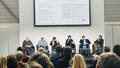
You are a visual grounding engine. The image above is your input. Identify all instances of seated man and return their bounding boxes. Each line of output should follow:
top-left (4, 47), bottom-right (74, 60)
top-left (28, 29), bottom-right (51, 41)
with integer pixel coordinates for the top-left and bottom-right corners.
top-left (80, 36), bottom-right (91, 49)
top-left (22, 37), bottom-right (35, 55)
top-left (79, 36), bottom-right (91, 56)
top-left (37, 37), bottom-right (48, 50)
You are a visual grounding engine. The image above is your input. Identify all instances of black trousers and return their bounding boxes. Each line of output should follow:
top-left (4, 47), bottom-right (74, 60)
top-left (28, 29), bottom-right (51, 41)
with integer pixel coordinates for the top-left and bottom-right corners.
top-left (25, 46), bottom-right (35, 55)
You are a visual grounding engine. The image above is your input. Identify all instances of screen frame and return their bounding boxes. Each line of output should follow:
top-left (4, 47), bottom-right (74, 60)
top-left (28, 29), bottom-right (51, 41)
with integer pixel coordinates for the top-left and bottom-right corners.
top-left (33, 0), bottom-right (91, 27)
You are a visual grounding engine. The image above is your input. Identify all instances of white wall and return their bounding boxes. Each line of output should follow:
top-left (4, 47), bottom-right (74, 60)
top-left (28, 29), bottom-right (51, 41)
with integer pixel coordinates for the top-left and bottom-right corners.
top-left (105, 24), bottom-right (120, 51)
top-left (105, 25), bottom-right (113, 50)
top-left (19, 0), bottom-right (104, 53)
top-left (0, 24), bottom-right (19, 56)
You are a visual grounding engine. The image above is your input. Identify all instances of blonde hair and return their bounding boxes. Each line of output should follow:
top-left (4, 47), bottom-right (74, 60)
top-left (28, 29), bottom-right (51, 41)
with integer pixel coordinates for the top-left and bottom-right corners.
top-left (0, 55), bottom-right (7, 68)
top-left (49, 62), bottom-right (54, 68)
top-left (72, 54), bottom-right (86, 68)
top-left (29, 61), bottom-right (43, 68)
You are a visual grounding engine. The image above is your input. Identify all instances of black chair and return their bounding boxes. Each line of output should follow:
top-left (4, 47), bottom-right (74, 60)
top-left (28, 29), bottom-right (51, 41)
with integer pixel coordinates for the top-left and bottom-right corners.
top-left (79, 45), bottom-right (91, 56)
top-left (36, 45), bottom-right (39, 50)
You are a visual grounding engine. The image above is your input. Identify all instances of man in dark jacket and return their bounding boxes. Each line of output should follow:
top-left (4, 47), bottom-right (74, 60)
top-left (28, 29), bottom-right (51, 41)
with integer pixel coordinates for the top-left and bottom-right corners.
top-left (65, 35), bottom-right (75, 49)
top-left (80, 35), bottom-right (91, 48)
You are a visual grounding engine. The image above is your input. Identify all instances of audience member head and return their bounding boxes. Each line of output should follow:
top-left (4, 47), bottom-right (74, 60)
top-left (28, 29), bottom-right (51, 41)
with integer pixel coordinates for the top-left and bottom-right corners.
top-left (16, 51), bottom-right (23, 61)
top-left (29, 61), bottom-right (43, 68)
top-left (23, 48), bottom-right (26, 53)
top-left (104, 46), bottom-right (111, 52)
top-left (113, 44), bottom-right (120, 57)
top-left (38, 48), bottom-right (49, 56)
top-left (7, 54), bottom-right (17, 68)
top-left (72, 54), bottom-right (86, 68)
top-left (38, 47), bottom-right (46, 52)
top-left (68, 35), bottom-right (71, 40)
top-left (98, 35), bottom-right (102, 39)
top-left (17, 46), bottom-right (23, 52)
top-left (40, 45), bottom-right (45, 49)
top-left (97, 53), bottom-right (120, 68)
top-left (63, 46), bottom-right (72, 59)
top-left (0, 55), bottom-right (7, 68)
top-left (56, 45), bottom-right (62, 53)
top-left (31, 52), bottom-right (53, 68)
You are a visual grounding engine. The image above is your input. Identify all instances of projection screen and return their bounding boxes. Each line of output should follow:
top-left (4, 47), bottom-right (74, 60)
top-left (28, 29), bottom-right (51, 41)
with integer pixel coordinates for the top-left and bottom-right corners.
top-left (34, 0), bottom-right (91, 26)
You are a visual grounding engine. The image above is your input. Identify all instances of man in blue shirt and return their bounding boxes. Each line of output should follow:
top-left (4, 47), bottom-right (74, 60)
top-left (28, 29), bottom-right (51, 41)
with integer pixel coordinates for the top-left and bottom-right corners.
top-left (37, 37), bottom-right (48, 50)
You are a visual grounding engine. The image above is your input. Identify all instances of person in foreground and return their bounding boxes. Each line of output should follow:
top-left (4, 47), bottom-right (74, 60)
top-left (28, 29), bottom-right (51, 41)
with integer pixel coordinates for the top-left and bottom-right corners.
top-left (16, 51), bottom-right (29, 68)
top-left (0, 54), bottom-right (7, 68)
top-left (97, 53), bottom-right (120, 68)
top-left (56, 46), bottom-right (72, 68)
top-left (50, 45), bottom-right (62, 67)
top-left (71, 54), bottom-right (86, 68)
top-left (7, 54), bottom-right (17, 68)
top-left (30, 52), bottom-right (54, 68)
top-left (113, 44), bottom-right (120, 57)
top-left (29, 61), bottom-right (43, 68)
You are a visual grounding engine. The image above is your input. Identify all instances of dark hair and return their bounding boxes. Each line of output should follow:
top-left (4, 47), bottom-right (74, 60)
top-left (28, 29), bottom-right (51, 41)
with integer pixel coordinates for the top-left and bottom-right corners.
top-left (63, 46), bottom-right (72, 59)
top-left (16, 52), bottom-right (23, 61)
top-left (41, 37), bottom-right (44, 40)
top-left (82, 35), bottom-right (85, 38)
top-left (53, 37), bottom-right (56, 40)
top-left (31, 52), bottom-right (51, 68)
top-left (17, 47), bottom-right (23, 52)
top-left (56, 45), bottom-right (62, 53)
top-left (99, 35), bottom-right (102, 38)
top-left (7, 54), bottom-right (17, 68)
top-left (22, 57), bottom-right (29, 63)
top-left (104, 46), bottom-right (111, 52)
top-left (68, 35), bottom-right (71, 38)
top-left (113, 44), bottom-right (120, 57)
top-left (97, 53), bottom-right (120, 68)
